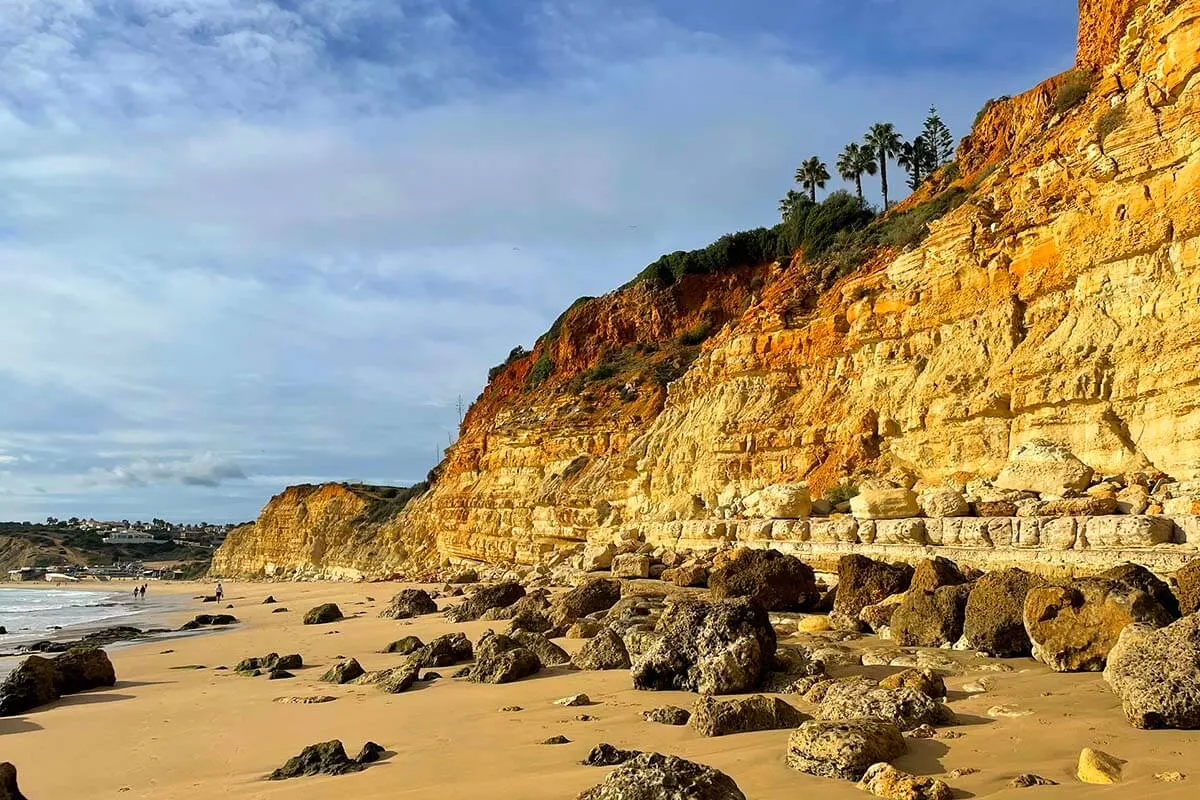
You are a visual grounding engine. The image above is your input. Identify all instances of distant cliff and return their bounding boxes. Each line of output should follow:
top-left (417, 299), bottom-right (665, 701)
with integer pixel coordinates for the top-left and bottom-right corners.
top-left (214, 0), bottom-right (1200, 579)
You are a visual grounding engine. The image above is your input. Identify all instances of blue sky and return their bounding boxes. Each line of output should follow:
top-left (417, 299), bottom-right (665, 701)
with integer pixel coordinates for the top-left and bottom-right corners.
top-left (0, 0), bottom-right (1077, 523)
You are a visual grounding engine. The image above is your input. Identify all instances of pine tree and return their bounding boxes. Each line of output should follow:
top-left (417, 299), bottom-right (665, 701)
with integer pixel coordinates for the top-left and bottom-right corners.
top-left (922, 106), bottom-right (955, 167)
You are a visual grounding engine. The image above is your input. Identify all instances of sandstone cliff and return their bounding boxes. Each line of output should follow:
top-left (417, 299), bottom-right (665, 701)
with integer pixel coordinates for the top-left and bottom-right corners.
top-left (214, 0), bottom-right (1200, 579)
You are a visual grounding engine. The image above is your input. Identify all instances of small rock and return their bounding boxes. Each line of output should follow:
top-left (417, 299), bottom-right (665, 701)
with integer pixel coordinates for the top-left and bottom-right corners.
top-left (575, 714), bottom-right (596, 721)
top-left (354, 742), bottom-right (384, 764)
top-left (555, 693), bottom-right (591, 707)
top-left (962, 681), bottom-right (988, 694)
top-left (262, 596), bottom-right (277, 604)
top-left (857, 763), bottom-right (953, 800)
top-left (907, 724), bottom-right (936, 739)
top-left (947, 767), bottom-right (978, 779)
top-left (272, 608), bottom-right (289, 613)
top-left (1077, 747), bottom-right (1123, 784)
top-left (581, 743), bottom-right (640, 767)
top-left (643, 706), bottom-right (690, 725)
top-left (542, 735), bottom-right (571, 745)
top-left (267, 669), bottom-right (294, 680)
top-left (1010, 773), bottom-right (1056, 787)
top-left (501, 706), bottom-right (523, 712)
top-left (274, 696), bottom-right (337, 704)
top-left (1156, 771), bottom-right (1185, 782)
top-left (986, 705), bottom-right (1032, 718)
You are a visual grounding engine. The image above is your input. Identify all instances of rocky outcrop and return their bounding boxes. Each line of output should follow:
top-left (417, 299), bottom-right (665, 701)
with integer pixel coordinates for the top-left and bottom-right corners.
top-left (213, 1), bottom-right (1200, 582)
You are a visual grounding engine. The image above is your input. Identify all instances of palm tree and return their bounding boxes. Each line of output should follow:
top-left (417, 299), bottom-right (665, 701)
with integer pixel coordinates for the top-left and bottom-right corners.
top-left (778, 189), bottom-right (807, 221)
top-left (898, 135), bottom-right (934, 191)
top-left (795, 156), bottom-right (831, 202)
top-left (836, 142), bottom-right (878, 201)
top-left (863, 122), bottom-right (904, 209)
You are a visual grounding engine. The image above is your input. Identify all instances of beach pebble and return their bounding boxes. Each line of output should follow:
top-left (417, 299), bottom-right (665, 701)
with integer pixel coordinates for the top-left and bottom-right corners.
top-left (581, 744), bottom-right (641, 767)
top-left (555, 693), bottom-right (591, 707)
top-left (1010, 774), bottom-right (1057, 787)
top-left (274, 696), bottom-right (337, 704)
top-left (986, 705), bottom-right (1032, 718)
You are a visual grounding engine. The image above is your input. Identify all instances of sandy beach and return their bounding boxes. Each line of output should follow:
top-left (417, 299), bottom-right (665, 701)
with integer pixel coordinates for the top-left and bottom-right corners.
top-left (0, 579), bottom-right (1195, 799)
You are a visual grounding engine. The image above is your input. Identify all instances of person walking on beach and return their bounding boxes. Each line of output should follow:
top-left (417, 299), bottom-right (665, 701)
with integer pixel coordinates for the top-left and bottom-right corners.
top-left (140, 584), bottom-right (147, 599)
top-left (215, 582), bottom-right (224, 603)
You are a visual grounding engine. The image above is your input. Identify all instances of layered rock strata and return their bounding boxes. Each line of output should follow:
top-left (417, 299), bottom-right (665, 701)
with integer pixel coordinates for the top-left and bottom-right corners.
top-left (214, 1), bottom-right (1200, 580)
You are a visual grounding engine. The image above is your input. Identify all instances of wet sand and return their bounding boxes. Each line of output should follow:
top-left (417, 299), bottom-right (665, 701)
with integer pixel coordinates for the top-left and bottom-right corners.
top-left (2, 580), bottom-right (1197, 799)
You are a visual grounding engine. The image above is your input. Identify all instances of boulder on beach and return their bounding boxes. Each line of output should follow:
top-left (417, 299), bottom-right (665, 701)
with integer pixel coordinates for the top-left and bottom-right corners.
top-left (268, 740), bottom-right (378, 780)
top-left (786, 719), bottom-right (906, 781)
top-left (708, 548), bottom-right (819, 611)
top-left (510, 630), bottom-right (570, 667)
top-left (878, 668), bottom-right (946, 699)
top-left (444, 582), bottom-right (526, 623)
top-left (320, 659), bottom-right (365, 685)
top-left (815, 679), bottom-right (953, 731)
top-left (1173, 560), bottom-right (1200, 616)
top-left (383, 636), bottom-right (425, 655)
top-left (0, 763), bottom-right (27, 800)
top-left (890, 585), bottom-right (971, 648)
top-left (632, 596), bottom-right (776, 695)
top-left (0, 656), bottom-right (59, 717)
top-left (47, 647), bottom-right (116, 695)
top-left (830, 555), bottom-right (913, 631)
top-left (643, 706), bottom-right (691, 725)
top-left (689, 695), bottom-right (806, 737)
top-left (571, 627), bottom-right (631, 671)
top-left (577, 752), bottom-right (746, 800)
top-left (303, 604), bottom-right (344, 625)
top-left (459, 631), bottom-right (542, 684)
top-left (1104, 615), bottom-right (1200, 729)
top-left (1024, 577), bottom-right (1174, 672)
top-left (963, 568), bottom-right (1043, 657)
top-left (0, 647), bottom-right (117, 717)
top-left (416, 633), bottom-right (473, 667)
top-left (550, 578), bottom-right (621, 627)
top-left (379, 590), bottom-right (438, 620)
top-left (858, 763), bottom-right (953, 800)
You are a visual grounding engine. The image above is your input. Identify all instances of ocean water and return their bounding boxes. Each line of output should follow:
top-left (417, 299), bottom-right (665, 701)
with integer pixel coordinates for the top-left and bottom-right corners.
top-left (0, 587), bottom-right (147, 639)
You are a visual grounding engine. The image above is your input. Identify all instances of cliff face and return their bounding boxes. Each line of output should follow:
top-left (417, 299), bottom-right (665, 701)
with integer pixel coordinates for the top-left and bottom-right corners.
top-left (214, 0), bottom-right (1200, 579)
